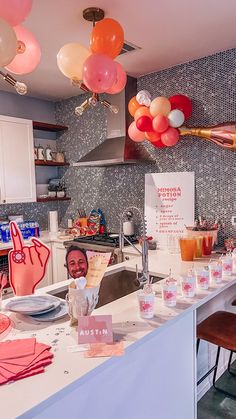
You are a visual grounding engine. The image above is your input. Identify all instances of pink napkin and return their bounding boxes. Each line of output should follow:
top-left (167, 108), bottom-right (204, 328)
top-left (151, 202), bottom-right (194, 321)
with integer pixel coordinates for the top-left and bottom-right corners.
top-left (0, 339), bottom-right (53, 385)
top-left (0, 338), bottom-right (36, 361)
top-left (1, 343), bottom-right (50, 366)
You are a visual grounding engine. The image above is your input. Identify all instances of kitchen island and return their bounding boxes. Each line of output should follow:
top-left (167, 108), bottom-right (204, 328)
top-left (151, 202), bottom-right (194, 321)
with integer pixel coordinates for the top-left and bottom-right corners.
top-left (0, 251), bottom-right (236, 419)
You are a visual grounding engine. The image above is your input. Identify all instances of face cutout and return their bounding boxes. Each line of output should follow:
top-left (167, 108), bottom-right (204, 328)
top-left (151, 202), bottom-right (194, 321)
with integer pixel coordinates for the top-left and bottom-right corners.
top-left (67, 250), bottom-right (88, 279)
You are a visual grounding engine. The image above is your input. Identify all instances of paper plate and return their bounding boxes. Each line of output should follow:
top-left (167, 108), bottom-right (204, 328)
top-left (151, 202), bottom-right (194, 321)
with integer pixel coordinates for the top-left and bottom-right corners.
top-left (5, 295), bottom-right (61, 315)
top-left (29, 302), bottom-right (68, 322)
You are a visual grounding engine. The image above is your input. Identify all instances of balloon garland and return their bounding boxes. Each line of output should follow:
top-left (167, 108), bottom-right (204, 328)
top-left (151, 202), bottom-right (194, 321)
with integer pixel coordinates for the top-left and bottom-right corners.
top-left (128, 91), bottom-right (192, 148)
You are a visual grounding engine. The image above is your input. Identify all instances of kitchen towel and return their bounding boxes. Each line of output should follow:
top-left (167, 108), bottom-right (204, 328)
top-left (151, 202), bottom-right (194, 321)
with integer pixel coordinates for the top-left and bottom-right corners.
top-left (48, 210), bottom-right (58, 233)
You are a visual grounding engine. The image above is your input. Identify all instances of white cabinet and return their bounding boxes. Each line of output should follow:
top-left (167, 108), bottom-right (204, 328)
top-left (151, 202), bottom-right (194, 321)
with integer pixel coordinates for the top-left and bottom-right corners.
top-left (0, 115), bottom-right (36, 204)
top-left (51, 242), bottom-right (68, 283)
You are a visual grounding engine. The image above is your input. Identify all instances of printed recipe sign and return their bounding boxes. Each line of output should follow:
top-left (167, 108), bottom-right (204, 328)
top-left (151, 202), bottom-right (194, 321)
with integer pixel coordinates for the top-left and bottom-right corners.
top-left (78, 315), bottom-right (113, 344)
top-left (145, 172), bottom-right (195, 250)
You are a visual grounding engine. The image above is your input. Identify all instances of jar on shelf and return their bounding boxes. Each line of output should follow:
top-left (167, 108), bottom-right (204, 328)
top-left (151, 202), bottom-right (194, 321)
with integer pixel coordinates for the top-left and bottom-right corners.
top-left (37, 144), bottom-right (45, 161)
top-left (45, 145), bottom-right (53, 161)
top-left (34, 145), bottom-right (38, 160)
top-left (56, 152), bottom-right (65, 163)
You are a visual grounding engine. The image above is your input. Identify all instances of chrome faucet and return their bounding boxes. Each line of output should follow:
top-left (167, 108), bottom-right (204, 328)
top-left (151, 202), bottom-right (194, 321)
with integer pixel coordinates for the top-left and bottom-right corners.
top-left (119, 206), bottom-right (150, 287)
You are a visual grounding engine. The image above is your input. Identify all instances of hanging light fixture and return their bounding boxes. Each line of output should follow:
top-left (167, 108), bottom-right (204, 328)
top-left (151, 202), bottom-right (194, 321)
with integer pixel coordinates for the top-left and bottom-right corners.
top-left (57, 7), bottom-right (127, 117)
top-left (0, 0), bottom-right (41, 95)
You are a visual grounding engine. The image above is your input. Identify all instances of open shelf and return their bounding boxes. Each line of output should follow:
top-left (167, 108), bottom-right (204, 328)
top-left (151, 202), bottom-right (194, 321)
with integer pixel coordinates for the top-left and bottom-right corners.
top-left (37, 196), bottom-right (71, 203)
top-left (35, 160), bottom-right (69, 167)
top-left (33, 121), bottom-right (68, 132)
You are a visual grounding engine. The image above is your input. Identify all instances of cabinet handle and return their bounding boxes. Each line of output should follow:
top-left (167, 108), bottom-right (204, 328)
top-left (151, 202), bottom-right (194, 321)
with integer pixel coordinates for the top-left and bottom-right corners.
top-left (3, 199), bottom-right (6, 203)
top-left (125, 256), bottom-right (130, 260)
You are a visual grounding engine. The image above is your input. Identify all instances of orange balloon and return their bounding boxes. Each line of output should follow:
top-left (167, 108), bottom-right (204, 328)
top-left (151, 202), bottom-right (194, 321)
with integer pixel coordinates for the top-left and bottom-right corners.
top-left (90, 18), bottom-right (124, 59)
top-left (134, 106), bottom-right (152, 121)
top-left (145, 131), bottom-right (161, 142)
top-left (128, 96), bottom-right (141, 117)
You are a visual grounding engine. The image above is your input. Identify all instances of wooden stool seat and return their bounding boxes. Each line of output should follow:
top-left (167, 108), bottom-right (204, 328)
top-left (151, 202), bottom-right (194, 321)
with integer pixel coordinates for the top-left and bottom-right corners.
top-left (197, 310), bottom-right (236, 399)
top-left (197, 311), bottom-right (236, 351)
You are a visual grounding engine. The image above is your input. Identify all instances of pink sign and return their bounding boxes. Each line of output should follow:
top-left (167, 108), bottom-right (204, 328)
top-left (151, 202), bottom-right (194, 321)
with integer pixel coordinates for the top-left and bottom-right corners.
top-left (78, 315), bottom-right (113, 344)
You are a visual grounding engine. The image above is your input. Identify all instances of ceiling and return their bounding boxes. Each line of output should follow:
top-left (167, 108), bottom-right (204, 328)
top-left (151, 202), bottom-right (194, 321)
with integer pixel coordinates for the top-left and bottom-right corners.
top-left (1, 0), bottom-right (236, 101)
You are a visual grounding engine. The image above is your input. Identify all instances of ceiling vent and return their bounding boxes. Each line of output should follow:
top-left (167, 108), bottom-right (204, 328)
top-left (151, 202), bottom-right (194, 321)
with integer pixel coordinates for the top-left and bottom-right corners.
top-left (119, 41), bottom-right (141, 55)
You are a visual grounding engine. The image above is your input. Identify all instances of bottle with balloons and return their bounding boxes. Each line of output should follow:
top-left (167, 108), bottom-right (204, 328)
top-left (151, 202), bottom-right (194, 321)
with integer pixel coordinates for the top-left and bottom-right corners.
top-left (128, 91), bottom-right (192, 148)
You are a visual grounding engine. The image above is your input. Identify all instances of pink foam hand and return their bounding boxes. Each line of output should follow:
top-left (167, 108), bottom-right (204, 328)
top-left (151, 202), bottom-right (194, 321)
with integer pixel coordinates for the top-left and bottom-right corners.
top-left (9, 222), bottom-right (50, 296)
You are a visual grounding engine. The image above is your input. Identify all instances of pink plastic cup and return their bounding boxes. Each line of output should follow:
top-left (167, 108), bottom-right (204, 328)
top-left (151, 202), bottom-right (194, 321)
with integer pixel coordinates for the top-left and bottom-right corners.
top-left (195, 267), bottom-right (209, 290)
top-left (221, 255), bottom-right (233, 277)
top-left (162, 281), bottom-right (177, 307)
top-left (137, 291), bottom-right (155, 319)
top-left (209, 262), bottom-right (222, 284)
top-left (181, 275), bottom-right (195, 298)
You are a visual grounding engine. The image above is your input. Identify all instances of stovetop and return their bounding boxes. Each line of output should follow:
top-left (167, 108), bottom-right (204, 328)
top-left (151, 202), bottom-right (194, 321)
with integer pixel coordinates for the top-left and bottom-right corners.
top-left (72, 233), bottom-right (138, 248)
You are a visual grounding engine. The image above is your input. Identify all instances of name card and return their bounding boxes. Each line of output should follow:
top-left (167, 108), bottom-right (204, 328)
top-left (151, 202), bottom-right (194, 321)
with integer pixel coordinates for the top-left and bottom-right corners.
top-left (78, 315), bottom-right (113, 344)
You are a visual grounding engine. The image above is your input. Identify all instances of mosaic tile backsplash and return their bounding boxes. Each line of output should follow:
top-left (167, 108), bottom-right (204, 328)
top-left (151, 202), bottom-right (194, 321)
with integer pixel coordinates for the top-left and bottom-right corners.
top-left (1, 49), bottom-right (235, 243)
top-left (56, 48), bottom-right (236, 244)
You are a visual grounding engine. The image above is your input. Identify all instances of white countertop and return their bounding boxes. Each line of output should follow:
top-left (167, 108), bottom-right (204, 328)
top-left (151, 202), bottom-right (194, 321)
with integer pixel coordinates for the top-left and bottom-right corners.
top-left (0, 251), bottom-right (236, 418)
top-left (0, 230), bottom-right (70, 251)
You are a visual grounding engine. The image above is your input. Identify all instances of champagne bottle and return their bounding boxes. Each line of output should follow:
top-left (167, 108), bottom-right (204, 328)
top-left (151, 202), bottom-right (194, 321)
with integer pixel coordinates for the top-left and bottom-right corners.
top-left (179, 123), bottom-right (236, 150)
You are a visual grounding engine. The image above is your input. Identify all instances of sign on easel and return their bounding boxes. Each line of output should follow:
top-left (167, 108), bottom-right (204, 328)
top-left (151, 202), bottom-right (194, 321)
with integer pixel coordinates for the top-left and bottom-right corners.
top-left (145, 172), bottom-right (195, 250)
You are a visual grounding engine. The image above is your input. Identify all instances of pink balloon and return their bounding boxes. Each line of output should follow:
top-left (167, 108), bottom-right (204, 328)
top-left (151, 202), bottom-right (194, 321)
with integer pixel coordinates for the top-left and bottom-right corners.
top-left (5, 25), bottom-right (41, 75)
top-left (152, 115), bottom-right (169, 133)
top-left (0, 0), bottom-right (32, 26)
top-left (128, 121), bottom-right (145, 142)
top-left (106, 62), bottom-right (127, 94)
top-left (83, 53), bottom-right (117, 93)
top-left (161, 127), bottom-right (179, 147)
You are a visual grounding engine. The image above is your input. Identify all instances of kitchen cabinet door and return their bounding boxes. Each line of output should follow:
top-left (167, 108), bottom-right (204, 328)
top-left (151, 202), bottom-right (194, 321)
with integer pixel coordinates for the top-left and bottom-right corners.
top-left (0, 115), bottom-right (36, 204)
top-left (52, 243), bottom-right (68, 283)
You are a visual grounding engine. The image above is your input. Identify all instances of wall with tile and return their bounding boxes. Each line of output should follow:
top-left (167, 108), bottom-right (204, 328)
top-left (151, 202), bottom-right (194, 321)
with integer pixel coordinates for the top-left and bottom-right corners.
top-left (0, 92), bottom-right (58, 229)
top-left (56, 48), bottom-right (236, 243)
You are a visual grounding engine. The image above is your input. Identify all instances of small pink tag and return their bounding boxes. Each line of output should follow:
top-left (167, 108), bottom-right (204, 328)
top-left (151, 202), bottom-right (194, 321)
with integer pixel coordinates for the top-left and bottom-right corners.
top-left (78, 315), bottom-right (113, 344)
top-left (84, 342), bottom-right (124, 358)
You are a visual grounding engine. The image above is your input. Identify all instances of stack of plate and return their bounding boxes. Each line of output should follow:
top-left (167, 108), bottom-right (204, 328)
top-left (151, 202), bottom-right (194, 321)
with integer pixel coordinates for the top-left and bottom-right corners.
top-left (5, 295), bottom-right (68, 322)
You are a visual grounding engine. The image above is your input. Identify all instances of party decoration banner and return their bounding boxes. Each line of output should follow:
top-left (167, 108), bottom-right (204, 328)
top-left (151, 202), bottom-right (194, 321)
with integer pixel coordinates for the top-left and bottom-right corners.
top-left (145, 172), bottom-right (195, 250)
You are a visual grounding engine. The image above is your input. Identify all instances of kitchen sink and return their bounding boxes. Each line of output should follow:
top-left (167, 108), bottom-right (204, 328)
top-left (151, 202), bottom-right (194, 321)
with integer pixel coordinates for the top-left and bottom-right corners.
top-left (47, 269), bottom-right (163, 308)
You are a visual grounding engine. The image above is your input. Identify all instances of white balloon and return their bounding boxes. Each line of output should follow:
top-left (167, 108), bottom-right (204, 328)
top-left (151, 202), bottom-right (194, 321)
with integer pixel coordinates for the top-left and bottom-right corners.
top-left (136, 89), bottom-right (151, 106)
top-left (168, 109), bottom-right (185, 128)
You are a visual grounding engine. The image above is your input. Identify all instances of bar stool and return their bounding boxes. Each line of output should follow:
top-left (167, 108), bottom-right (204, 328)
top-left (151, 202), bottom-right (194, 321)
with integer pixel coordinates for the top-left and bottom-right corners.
top-left (197, 311), bottom-right (236, 399)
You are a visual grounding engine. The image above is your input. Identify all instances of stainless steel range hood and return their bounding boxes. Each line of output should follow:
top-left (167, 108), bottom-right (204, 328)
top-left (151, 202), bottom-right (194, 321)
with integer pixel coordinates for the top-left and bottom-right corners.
top-left (73, 76), bottom-right (152, 167)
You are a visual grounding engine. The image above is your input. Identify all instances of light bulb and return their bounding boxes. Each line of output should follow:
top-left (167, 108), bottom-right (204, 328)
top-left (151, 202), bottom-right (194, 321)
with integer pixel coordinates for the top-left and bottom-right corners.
top-left (109, 104), bottom-right (119, 114)
top-left (75, 106), bottom-right (84, 116)
top-left (101, 100), bottom-right (119, 114)
top-left (74, 99), bottom-right (91, 116)
top-left (15, 81), bottom-right (27, 95)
